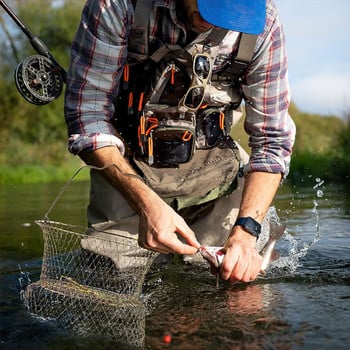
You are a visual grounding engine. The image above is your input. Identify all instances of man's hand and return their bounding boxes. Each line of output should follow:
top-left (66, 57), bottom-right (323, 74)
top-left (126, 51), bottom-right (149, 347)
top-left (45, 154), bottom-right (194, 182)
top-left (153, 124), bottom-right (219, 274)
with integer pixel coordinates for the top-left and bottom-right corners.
top-left (138, 193), bottom-right (200, 255)
top-left (220, 227), bottom-right (262, 283)
top-left (81, 146), bottom-right (200, 256)
top-left (218, 171), bottom-right (282, 283)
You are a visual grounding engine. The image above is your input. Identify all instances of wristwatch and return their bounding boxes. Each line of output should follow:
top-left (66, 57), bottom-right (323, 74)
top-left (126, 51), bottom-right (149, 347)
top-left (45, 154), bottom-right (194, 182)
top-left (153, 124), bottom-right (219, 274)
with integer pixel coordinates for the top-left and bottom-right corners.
top-left (234, 216), bottom-right (261, 240)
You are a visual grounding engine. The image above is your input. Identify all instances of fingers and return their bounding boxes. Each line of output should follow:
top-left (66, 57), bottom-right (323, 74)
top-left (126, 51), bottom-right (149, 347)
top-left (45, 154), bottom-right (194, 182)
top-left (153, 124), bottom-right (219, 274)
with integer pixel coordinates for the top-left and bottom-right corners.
top-left (220, 244), bottom-right (262, 283)
top-left (139, 230), bottom-right (199, 255)
top-left (138, 239), bottom-right (171, 255)
top-left (138, 206), bottom-right (200, 255)
top-left (138, 217), bottom-right (199, 255)
top-left (175, 218), bottom-right (201, 249)
top-left (162, 236), bottom-right (199, 255)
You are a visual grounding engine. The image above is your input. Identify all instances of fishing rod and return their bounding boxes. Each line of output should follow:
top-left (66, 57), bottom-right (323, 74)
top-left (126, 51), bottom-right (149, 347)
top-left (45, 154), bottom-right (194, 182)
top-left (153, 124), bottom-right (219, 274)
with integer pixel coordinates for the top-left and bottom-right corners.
top-left (0, 0), bottom-right (66, 105)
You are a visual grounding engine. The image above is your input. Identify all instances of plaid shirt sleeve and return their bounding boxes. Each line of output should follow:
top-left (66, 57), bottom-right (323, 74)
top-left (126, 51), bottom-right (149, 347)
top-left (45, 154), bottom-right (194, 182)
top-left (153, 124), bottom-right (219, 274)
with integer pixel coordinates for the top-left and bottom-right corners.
top-left (64, 0), bottom-right (133, 155)
top-left (241, 0), bottom-right (296, 177)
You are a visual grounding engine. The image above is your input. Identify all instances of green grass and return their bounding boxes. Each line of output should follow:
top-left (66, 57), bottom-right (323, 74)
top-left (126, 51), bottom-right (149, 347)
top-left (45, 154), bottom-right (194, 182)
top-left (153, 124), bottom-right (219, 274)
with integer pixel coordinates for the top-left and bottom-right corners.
top-left (0, 159), bottom-right (89, 185)
top-left (287, 152), bottom-right (350, 186)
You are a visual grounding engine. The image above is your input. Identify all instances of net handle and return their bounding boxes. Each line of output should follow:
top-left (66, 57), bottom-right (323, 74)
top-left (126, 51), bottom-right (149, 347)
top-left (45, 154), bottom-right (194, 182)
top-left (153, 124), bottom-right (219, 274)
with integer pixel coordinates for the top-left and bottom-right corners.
top-left (43, 163), bottom-right (143, 220)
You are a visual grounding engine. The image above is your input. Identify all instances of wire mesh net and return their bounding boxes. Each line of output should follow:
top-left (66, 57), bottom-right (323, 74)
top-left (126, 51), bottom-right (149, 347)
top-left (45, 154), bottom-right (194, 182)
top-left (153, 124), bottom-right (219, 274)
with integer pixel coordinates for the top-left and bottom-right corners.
top-left (23, 167), bottom-right (159, 349)
top-left (24, 220), bottom-right (157, 348)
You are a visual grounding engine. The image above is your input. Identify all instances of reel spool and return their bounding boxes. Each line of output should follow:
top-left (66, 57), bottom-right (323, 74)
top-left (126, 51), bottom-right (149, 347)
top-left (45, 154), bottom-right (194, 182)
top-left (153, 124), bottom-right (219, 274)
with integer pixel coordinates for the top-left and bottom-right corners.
top-left (14, 54), bottom-right (64, 105)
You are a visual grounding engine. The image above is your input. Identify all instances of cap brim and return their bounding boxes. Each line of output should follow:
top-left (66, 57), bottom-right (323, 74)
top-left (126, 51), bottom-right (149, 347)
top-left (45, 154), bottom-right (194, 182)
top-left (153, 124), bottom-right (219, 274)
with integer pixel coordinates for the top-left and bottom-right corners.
top-left (197, 0), bottom-right (266, 35)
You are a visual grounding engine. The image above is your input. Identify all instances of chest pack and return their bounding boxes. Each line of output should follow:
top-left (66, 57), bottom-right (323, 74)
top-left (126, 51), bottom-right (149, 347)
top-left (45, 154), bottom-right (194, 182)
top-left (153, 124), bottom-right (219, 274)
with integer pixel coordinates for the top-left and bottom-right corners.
top-left (113, 0), bottom-right (257, 210)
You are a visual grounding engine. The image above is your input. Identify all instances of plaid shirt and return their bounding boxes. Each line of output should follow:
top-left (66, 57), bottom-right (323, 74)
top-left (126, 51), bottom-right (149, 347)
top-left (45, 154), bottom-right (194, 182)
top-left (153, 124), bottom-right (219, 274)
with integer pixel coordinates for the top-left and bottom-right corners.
top-left (65, 0), bottom-right (295, 176)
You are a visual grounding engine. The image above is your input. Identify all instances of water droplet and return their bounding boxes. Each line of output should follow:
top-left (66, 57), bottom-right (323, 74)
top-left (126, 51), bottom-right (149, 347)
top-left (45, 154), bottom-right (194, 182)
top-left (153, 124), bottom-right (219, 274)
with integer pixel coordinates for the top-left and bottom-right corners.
top-left (316, 190), bottom-right (324, 198)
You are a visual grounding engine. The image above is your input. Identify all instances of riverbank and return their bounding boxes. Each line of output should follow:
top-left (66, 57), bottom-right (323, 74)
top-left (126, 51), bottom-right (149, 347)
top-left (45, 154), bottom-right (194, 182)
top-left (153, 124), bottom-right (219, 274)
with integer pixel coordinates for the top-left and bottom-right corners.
top-left (1, 151), bottom-right (349, 186)
top-left (0, 158), bottom-right (89, 185)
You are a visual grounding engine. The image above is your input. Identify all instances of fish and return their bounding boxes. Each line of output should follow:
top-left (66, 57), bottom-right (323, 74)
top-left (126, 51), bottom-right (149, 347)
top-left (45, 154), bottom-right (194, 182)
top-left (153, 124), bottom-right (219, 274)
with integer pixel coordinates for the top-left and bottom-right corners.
top-left (199, 246), bottom-right (225, 268)
top-left (259, 223), bottom-right (286, 273)
top-left (199, 223), bottom-right (286, 275)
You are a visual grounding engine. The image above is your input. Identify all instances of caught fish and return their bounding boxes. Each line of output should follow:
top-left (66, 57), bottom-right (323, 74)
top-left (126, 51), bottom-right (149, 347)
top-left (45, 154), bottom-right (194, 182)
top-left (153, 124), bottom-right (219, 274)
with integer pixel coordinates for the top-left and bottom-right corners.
top-left (199, 223), bottom-right (286, 275)
top-left (259, 223), bottom-right (286, 274)
top-left (199, 246), bottom-right (225, 268)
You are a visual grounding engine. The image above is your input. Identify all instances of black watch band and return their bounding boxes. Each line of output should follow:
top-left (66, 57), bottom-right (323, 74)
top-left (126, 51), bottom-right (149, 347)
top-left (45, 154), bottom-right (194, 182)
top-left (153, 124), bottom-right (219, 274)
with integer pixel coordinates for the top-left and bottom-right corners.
top-left (234, 216), bottom-right (261, 240)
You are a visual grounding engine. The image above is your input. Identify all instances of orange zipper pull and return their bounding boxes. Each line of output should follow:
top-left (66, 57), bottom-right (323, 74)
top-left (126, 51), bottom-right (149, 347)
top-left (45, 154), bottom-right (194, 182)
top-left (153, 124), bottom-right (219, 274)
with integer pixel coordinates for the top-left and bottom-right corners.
top-left (182, 130), bottom-right (193, 142)
top-left (123, 63), bottom-right (129, 90)
top-left (219, 111), bottom-right (225, 132)
top-left (148, 134), bottom-right (154, 165)
top-left (138, 115), bottom-right (146, 154)
top-left (170, 64), bottom-right (175, 93)
top-left (140, 114), bottom-right (146, 141)
top-left (138, 92), bottom-right (145, 113)
top-left (127, 92), bottom-right (133, 115)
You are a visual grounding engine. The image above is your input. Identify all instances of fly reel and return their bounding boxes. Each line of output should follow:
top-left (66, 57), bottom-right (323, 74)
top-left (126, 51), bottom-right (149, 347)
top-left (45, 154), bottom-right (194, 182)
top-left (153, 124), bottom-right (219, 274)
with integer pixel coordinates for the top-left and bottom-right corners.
top-left (14, 55), bottom-right (64, 105)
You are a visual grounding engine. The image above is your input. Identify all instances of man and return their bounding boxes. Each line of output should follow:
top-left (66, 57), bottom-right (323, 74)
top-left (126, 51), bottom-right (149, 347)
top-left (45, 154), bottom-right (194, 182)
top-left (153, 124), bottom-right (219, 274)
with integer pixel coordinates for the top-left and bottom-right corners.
top-left (64, 0), bottom-right (296, 283)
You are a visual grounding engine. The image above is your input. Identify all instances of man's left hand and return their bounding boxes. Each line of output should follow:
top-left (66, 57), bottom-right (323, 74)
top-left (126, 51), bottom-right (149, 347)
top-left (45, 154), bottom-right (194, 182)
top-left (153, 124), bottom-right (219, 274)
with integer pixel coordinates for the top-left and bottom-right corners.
top-left (220, 228), bottom-right (262, 283)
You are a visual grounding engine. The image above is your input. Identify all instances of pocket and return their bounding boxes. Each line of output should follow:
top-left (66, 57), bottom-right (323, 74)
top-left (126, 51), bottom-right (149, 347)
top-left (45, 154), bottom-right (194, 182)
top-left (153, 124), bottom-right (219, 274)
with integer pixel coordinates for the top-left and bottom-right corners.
top-left (152, 128), bottom-right (194, 165)
top-left (197, 108), bottom-right (226, 148)
top-left (132, 138), bottom-right (241, 210)
top-left (138, 113), bottom-right (195, 166)
top-left (203, 110), bottom-right (224, 147)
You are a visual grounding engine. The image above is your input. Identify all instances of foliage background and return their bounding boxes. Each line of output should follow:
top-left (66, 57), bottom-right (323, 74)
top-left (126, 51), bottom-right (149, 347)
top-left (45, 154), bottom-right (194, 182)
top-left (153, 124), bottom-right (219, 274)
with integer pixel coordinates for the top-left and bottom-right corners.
top-left (0, 0), bottom-right (349, 185)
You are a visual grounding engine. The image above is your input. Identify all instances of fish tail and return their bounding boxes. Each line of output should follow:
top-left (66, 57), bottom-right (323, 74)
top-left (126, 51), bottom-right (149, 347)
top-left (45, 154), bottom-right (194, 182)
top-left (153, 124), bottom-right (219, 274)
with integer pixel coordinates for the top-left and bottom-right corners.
top-left (268, 223), bottom-right (285, 241)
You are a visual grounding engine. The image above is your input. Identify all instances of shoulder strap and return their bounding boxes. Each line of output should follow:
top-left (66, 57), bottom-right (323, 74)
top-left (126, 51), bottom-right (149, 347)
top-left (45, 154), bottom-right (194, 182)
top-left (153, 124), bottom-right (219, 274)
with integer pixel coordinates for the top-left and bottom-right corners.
top-left (230, 33), bottom-right (257, 76)
top-left (128, 0), bottom-right (154, 58)
top-left (132, 0), bottom-right (153, 32)
top-left (130, 1), bottom-right (257, 78)
top-left (201, 28), bottom-right (228, 47)
top-left (236, 33), bottom-right (257, 63)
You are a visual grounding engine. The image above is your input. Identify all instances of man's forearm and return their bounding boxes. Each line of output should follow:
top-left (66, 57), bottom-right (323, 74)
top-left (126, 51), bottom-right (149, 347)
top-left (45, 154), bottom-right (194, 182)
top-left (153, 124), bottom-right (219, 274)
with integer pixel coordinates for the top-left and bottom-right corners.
top-left (220, 171), bottom-right (282, 282)
top-left (80, 146), bottom-right (157, 214)
top-left (230, 171), bottom-right (282, 242)
top-left (239, 171), bottom-right (281, 222)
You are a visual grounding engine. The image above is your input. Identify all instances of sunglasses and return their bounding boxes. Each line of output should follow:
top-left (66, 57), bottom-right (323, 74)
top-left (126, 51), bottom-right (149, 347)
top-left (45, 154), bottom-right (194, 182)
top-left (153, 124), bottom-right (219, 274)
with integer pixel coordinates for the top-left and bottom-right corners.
top-left (179, 52), bottom-right (212, 112)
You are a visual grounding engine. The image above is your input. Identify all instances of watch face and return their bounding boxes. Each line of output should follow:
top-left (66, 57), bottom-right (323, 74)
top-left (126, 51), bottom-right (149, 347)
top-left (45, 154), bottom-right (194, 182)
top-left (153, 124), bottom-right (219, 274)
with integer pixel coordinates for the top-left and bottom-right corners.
top-left (246, 223), bottom-right (258, 236)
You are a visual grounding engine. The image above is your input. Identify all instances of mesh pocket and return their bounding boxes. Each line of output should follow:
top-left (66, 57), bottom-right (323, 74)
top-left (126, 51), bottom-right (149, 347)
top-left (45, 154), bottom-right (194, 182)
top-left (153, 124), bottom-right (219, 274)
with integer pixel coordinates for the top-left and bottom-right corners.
top-left (200, 108), bottom-right (226, 147)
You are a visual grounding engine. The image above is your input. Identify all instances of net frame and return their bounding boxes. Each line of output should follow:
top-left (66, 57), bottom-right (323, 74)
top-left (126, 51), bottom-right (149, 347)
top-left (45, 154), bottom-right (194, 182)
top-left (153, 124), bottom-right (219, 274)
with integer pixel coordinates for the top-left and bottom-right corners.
top-left (23, 165), bottom-right (159, 348)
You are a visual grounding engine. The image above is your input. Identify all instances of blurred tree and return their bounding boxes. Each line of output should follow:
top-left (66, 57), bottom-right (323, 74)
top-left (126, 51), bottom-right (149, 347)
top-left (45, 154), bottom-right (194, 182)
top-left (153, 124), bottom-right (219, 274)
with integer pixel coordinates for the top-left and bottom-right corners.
top-left (0, 0), bottom-right (84, 167)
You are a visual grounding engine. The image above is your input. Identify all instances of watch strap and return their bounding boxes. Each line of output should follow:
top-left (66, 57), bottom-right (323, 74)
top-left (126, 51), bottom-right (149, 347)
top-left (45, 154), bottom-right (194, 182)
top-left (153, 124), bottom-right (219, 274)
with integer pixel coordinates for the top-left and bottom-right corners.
top-left (234, 216), bottom-right (261, 239)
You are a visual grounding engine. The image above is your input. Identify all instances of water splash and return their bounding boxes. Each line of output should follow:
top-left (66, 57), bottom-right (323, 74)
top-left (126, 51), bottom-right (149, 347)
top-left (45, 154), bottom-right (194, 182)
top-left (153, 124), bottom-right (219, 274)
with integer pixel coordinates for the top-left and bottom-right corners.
top-left (268, 179), bottom-right (324, 275)
top-left (18, 264), bottom-right (32, 303)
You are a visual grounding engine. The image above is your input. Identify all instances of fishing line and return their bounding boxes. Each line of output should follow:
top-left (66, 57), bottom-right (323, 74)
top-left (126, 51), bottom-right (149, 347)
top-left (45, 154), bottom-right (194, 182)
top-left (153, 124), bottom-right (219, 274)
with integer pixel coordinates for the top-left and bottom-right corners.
top-left (44, 163), bottom-right (143, 221)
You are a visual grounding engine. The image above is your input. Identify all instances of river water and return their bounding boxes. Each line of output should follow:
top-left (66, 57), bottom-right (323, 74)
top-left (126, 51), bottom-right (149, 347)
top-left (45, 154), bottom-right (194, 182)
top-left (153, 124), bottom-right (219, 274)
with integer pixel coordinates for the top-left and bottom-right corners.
top-left (0, 178), bottom-right (349, 349)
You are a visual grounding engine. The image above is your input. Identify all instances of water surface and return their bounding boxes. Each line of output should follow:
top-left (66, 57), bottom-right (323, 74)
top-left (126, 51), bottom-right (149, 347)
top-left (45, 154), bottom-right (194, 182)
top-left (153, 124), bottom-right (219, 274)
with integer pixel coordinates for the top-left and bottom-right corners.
top-left (0, 179), bottom-right (349, 349)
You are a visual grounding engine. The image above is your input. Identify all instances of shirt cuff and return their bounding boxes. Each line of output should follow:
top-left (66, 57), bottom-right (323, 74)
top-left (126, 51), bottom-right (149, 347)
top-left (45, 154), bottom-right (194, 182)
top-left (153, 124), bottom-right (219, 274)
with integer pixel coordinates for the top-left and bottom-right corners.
top-left (244, 155), bottom-right (290, 178)
top-left (68, 133), bottom-right (126, 156)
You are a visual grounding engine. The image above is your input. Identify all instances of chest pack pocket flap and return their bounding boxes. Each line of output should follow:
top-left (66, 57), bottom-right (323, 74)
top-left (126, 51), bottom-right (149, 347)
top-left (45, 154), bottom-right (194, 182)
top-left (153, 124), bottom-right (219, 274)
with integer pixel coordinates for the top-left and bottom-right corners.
top-left (132, 136), bottom-right (241, 210)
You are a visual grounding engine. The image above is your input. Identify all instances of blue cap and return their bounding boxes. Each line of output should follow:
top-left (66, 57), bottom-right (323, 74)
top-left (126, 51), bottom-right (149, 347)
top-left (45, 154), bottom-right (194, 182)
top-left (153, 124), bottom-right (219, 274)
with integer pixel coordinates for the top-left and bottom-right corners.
top-left (197, 0), bottom-right (266, 35)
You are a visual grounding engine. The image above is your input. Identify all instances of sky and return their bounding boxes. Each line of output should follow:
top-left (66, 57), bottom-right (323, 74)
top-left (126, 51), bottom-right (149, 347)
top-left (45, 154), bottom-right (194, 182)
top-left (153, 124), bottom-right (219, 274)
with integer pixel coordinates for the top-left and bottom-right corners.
top-left (274, 0), bottom-right (350, 118)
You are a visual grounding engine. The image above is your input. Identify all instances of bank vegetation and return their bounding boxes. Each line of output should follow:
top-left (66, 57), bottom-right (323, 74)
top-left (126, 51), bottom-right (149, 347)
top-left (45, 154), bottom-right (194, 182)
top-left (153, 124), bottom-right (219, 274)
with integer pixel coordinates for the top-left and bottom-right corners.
top-left (1, 1), bottom-right (349, 185)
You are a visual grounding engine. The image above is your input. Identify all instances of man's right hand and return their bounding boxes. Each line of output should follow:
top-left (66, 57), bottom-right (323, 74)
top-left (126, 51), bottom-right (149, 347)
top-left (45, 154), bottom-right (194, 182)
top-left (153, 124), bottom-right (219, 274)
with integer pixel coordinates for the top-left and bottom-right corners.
top-left (81, 146), bottom-right (200, 256)
top-left (137, 193), bottom-right (200, 255)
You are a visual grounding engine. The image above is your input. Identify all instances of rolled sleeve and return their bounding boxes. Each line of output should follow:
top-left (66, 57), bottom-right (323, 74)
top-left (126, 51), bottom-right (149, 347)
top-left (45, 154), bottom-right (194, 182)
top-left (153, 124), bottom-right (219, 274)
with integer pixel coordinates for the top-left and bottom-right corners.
top-left (241, 0), bottom-right (296, 178)
top-left (68, 133), bottom-right (125, 155)
top-left (64, 0), bottom-right (133, 154)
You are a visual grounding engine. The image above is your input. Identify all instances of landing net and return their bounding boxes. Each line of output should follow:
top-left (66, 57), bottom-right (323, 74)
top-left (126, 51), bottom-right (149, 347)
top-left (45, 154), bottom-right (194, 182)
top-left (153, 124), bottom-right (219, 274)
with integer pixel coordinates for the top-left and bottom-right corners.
top-left (23, 166), bottom-right (158, 349)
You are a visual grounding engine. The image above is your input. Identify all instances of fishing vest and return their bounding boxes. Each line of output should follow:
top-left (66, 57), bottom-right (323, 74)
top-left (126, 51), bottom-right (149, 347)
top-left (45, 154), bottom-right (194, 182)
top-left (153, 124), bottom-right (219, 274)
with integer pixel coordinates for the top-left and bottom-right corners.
top-left (113, 0), bottom-right (257, 210)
